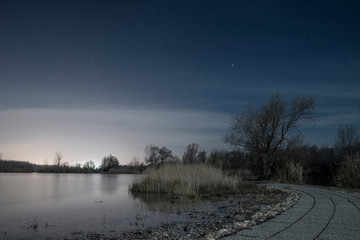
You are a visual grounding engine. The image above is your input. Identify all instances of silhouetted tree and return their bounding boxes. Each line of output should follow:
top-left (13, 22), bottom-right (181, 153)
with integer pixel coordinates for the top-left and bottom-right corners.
top-left (335, 124), bottom-right (360, 158)
top-left (128, 156), bottom-right (146, 174)
top-left (197, 151), bottom-right (207, 163)
top-left (144, 144), bottom-right (160, 165)
top-left (74, 163), bottom-right (82, 168)
top-left (207, 149), bottom-right (226, 169)
top-left (83, 160), bottom-right (95, 172)
top-left (144, 145), bottom-right (175, 166)
top-left (54, 151), bottom-right (64, 166)
top-left (182, 143), bottom-right (199, 164)
top-left (224, 93), bottom-right (316, 179)
top-left (158, 147), bottom-right (174, 164)
top-left (100, 154), bottom-right (119, 172)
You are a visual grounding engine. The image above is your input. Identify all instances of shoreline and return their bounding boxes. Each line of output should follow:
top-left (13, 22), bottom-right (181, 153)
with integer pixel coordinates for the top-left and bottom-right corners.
top-left (65, 187), bottom-right (299, 240)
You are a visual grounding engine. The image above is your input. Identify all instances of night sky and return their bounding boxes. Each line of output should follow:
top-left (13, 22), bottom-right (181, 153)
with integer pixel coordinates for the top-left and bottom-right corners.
top-left (1, 0), bottom-right (359, 166)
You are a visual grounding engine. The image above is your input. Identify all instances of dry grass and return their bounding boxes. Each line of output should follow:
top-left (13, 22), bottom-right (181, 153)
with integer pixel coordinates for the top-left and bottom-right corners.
top-left (335, 156), bottom-right (360, 189)
top-left (129, 163), bottom-right (240, 197)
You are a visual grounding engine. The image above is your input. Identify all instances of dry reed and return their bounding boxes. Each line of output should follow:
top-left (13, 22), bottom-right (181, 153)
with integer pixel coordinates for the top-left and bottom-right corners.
top-left (129, 163), bottom-right (240, 196)
top-left (335, 156), bottom-right (360, 189)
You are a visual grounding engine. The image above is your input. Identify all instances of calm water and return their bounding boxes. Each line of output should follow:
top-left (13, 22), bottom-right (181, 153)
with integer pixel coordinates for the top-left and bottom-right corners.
top-left (0, 173), bottom-right (207, 240)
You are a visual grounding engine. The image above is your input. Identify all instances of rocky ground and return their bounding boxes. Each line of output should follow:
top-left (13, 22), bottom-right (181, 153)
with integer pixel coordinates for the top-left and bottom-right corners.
top-left (67, 187), bottom-right (299, 240)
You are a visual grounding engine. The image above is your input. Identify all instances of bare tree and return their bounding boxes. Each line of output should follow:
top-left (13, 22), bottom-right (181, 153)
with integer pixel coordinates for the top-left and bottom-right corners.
top-left (129, 156), bottom-right (146, 174)
top-left (0, 152), bottom-right (3, 161)
top-left (335, 124), bottom-right (360, 157)
top-left (54, 151), bottom-right (64, 166)
top-left (144, 144), bottom-right (160, 165)
top-left (182, 143), bottom-right (199, 164)
top-left (83, 160), bottom-right (95, 170)
top-left (144, 144), bottom-right (174, 166)
top-left (74, 163), bottom-right (82, 168)
top-left (129, 156), bottom-right (140, 166)
top-left (129, 156), bottom-right (140, 172)
top-left (224, 93), bottom-right (316, 179)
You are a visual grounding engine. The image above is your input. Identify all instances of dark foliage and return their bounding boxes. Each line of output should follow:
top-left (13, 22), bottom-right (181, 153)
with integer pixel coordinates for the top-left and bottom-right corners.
top-left (100, 154), bottom-right (120, 172)
top-left (0, 160), bottom-right (36, 172)
top-left (144, 145), bottom-right (177, 166)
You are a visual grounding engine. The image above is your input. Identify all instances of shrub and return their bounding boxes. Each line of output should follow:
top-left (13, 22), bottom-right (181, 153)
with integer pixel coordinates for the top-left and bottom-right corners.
top-left (335, 156), bottom-right (360, 189)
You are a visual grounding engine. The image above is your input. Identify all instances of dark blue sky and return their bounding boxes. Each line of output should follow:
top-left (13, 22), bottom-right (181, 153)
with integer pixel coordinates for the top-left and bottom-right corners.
top-left (1, 0), bottom-right (359, 164)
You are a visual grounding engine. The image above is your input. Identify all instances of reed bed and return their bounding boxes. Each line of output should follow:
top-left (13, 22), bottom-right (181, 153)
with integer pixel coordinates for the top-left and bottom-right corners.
top-left (129, 163), bottom-right (240, 196)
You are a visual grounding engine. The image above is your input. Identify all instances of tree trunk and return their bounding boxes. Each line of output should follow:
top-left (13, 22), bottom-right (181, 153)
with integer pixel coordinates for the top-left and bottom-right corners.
top-left (262, 154), bottom-right (271, 179)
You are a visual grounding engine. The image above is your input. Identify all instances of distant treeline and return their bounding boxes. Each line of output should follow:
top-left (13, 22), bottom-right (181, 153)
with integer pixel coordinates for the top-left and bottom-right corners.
top-left (0, 160), bottom-right (37, 173)
top-left (2, 139), bottom-right (360, 182)
top-left (0, 160), bottom-right (136, 174)
top-left (1, 141), bottom-right (359, 187)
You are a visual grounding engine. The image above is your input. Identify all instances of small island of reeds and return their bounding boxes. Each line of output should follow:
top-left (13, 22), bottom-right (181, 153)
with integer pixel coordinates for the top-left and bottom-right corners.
top-left (129, 163), bottom-right (254, 197)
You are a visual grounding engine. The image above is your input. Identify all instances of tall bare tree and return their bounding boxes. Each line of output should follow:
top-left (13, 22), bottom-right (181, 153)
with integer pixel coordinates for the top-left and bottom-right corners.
top-left (224, 93), bottom-right (316, 179)
top-left (54, 151), bottom-right (64, 166)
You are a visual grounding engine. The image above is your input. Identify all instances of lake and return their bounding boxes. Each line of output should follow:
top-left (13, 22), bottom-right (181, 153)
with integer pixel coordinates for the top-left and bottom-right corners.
top-left (0, 173), bottom-right (211, 239)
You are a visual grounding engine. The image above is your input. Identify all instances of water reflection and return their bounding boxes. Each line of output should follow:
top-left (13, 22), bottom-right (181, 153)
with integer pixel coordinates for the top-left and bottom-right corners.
top-left (130, 192), bottom-right (201, 212)
top-left (100, 175), bottom-right (119, 194)
top-left (51, 174), bottom-right (61, 201)
top-left (0, 173), bottom-right (209, 240)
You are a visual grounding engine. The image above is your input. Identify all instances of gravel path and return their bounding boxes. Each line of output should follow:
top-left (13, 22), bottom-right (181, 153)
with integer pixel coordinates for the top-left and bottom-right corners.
top-left (222, 184), bottom-right (360, 240)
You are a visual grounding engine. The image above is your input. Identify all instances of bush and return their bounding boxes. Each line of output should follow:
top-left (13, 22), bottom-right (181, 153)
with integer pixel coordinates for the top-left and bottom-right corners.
top-left (335, 156), bottom-right (360, 189)
top-left (129, 163), bottom-right (240, 197)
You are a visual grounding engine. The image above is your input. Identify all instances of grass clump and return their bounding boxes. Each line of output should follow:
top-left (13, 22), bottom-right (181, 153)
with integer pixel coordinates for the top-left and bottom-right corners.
top-left (129, 163), bottom-right (240, 197)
